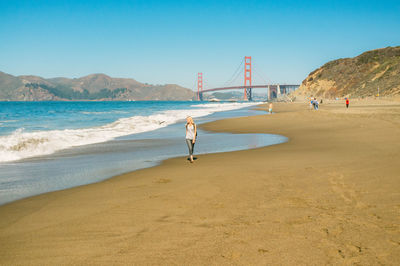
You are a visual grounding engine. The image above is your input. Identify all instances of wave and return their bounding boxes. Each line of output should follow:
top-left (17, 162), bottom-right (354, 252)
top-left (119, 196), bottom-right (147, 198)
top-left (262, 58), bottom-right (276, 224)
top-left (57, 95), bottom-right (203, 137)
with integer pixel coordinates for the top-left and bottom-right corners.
top-left (0, 120), bottom-right (18, 123)
top-left (191, 102), bottom-right (260, 108)
top-left (0, 102), bottom-right (259, 163)
top-left (79, 111), bottom-right (129, 115)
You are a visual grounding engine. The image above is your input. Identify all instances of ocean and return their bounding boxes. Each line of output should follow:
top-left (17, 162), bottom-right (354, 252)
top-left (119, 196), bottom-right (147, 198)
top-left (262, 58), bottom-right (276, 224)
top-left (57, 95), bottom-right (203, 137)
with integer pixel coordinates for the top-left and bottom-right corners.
top-left (0, 101), bottom-right (287, 205)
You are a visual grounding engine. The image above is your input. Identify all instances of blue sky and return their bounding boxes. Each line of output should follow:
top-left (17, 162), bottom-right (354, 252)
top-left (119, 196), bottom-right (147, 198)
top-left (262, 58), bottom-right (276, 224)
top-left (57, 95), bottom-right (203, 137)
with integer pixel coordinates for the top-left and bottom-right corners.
top-left (1, 0), bottom-right (399, 90)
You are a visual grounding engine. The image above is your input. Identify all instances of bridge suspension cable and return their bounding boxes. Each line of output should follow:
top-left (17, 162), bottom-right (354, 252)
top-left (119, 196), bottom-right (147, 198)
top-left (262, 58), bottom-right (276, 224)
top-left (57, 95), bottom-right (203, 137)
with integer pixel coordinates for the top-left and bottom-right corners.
top-left (222, 57), bottom-right (244, 87)
top-left (252, 62), bottom-right (272, 85)
top-left (227, 66), bottom-right (243, 87)
top-left (252, 66), bottom-right (269, 85)
top-left (196, 56), bottom-right (300, 101)
top-left (191, 79), bottom-right (197, 91)
top-left (203, 80), bottom-right (215, 90)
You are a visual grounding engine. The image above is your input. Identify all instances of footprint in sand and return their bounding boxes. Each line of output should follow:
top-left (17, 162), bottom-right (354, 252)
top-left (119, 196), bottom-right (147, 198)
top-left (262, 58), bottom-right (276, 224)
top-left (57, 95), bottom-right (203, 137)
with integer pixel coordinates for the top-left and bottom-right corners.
top-left (328, 172), bottom-right (366, 208)
top-left (155, 178), bottom-right (171, 184)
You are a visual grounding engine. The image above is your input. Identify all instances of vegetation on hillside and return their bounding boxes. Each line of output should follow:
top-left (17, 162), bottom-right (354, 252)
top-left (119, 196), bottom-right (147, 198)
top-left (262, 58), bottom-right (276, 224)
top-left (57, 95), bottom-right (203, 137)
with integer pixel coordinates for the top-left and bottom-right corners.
top-left (0, 72), bottom-right (195, 101)
top-left (25, 83), bottom-right (127, 100)
top-left (296, 46), bottom-right (400, 98)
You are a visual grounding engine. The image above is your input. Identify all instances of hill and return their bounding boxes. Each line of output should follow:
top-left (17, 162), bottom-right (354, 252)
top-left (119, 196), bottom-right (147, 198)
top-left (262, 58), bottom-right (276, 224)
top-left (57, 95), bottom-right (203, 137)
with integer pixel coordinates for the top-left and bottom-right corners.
top-left (0, 72), bottom-right (195, 101)
top-left (295, 46), bottom-right (400, 98)
top-left (204, 91), bottom-right (243, 100)
top-left (204, 91), bottom-right (268, 101)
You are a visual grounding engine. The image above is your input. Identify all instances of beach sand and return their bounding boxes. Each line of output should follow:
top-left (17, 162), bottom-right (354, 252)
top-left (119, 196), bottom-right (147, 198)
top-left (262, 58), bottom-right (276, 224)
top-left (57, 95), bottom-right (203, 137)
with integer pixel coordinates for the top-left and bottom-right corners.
top-left (1, 100), bottom-right (399, 265)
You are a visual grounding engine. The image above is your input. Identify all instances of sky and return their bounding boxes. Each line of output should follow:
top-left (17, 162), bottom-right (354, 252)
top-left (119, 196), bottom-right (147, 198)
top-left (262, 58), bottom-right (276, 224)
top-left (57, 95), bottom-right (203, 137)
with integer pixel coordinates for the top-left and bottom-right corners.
top-left (1, 0), bottom-right (400, 90)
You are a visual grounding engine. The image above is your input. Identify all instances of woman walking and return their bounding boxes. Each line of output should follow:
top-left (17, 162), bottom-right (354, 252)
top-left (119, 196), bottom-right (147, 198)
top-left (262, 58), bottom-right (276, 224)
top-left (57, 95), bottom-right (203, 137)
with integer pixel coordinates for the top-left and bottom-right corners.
top-left (185, 116), bottom-right (197, 163)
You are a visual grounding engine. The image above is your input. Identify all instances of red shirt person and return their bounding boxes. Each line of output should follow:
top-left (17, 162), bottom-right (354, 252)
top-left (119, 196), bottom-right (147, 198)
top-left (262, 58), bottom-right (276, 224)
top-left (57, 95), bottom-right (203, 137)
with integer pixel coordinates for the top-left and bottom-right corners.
top-left (345, 98), bottom-right (349, 108)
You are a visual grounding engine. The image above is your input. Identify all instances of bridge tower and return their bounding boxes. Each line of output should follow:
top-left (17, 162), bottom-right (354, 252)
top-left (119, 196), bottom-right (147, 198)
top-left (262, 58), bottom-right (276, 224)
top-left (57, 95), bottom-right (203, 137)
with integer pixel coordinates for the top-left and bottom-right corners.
top-left (277, 84), bottom-right (281, 97)
top-left (243, 56), bottom-right (252, 101)
top-left (197, 72), bottom-right (203, 101)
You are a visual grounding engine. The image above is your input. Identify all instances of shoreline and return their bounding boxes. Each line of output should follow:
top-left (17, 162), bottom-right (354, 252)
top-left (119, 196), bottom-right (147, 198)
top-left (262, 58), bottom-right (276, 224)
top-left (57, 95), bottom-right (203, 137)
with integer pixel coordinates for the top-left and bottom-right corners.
top-left (0, 103), bottom-right (278, 206)
top-left (1, 100), bottom-right (399, 264)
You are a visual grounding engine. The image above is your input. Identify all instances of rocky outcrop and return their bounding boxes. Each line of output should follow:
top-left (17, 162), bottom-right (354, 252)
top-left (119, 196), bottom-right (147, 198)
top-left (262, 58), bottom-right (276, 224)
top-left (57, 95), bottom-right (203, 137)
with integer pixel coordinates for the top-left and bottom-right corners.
top-left (295, 46), bottom-right (400, 98)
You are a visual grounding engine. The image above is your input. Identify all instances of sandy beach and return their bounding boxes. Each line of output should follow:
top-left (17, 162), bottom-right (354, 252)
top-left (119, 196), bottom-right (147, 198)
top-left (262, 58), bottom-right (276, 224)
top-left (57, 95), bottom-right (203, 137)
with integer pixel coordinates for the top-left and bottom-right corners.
top-left (1, 100), bottom-right (399, 265)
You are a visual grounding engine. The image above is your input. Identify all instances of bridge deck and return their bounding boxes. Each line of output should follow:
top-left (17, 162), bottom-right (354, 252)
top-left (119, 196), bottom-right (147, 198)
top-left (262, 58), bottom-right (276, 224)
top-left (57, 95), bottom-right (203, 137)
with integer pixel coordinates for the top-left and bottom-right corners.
top-left (201, 84), bottom-right (299, 93)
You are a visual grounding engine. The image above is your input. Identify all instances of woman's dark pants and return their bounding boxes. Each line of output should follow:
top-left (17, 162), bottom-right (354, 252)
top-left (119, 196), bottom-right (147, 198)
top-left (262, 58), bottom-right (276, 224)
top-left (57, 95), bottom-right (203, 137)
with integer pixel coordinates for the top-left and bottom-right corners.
top-left (186, 139), bottom-right (195, 156)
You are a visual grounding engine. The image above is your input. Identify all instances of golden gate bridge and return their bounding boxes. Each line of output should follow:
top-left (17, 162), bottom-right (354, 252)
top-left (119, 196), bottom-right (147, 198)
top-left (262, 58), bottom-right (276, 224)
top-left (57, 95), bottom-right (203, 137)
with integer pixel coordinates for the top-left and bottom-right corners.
top-left (196, 56), bottom-right (300, 101)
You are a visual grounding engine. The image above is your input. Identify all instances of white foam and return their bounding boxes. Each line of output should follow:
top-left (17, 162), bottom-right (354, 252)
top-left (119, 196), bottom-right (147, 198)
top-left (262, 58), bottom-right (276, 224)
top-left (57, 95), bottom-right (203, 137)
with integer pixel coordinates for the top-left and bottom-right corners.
top-left (191, 102), bottom-right (259, 108)
top-left (79, 111), bottom-right (129, 115)
top-left (0, 102), bottom-right (259, 162)
top-left (0, 120), bottom-right (18, 123)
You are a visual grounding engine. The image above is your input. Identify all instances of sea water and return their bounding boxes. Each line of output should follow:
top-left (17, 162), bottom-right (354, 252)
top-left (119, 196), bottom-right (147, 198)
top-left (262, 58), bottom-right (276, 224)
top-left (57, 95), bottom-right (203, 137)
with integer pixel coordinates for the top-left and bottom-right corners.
top-left (0, 101), bottom-right (287, 205)
top-left (0, 101), bottom-right (262, 162)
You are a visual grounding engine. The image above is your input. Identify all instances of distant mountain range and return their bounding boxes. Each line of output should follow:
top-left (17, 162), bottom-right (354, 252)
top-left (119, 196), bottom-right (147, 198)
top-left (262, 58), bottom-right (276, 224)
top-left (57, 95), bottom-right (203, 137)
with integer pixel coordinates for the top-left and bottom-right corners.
top-left (204, 91), bottom-right (244, 100)
top-left (0, 72), bottom-right (196, 101)
top-left (295, 46), bottom-right (400, 98)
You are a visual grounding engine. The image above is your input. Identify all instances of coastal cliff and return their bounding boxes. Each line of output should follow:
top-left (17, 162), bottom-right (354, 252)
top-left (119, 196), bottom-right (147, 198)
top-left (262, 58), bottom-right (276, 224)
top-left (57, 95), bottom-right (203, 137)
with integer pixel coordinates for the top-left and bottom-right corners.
top-left (295, 46), bottom-right (400, 98)
top-left (0, 72), bottom-right (196, 101)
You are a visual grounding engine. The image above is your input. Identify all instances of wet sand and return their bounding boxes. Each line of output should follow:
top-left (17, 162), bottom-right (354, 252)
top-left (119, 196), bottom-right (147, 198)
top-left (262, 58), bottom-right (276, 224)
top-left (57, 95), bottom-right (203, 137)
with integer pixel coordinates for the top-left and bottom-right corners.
top-left (1, 100), bottom-right (399, 265)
